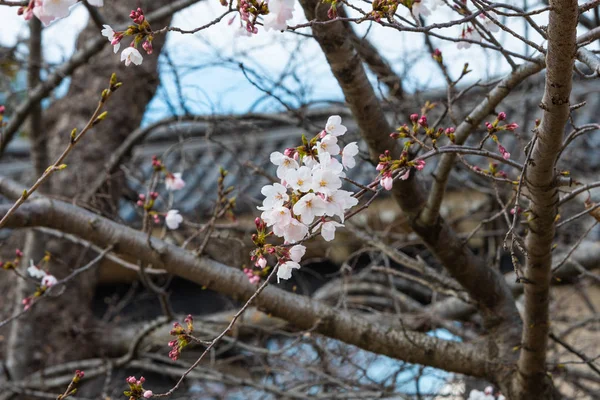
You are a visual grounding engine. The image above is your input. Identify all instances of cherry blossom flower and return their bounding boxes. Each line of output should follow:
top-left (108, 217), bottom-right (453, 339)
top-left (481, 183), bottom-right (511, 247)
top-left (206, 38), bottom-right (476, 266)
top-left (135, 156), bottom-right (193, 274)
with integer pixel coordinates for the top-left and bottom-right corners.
top-left (313, 152), bottom-right (344, 176)
top-left (101, 25), bottom-right (121, 53)
top-left (165, 210), bottom-right (183, 230)
top-left (315, 220), bottom-right (344, 241)
top-left (381, 174), bottom-right (393, 191)
top-left (143, 390), bottom-right (153, 398)
top-left (498, 143), bottom-right (511, 160)
top-left (27, 260), bottom-right (46, 279)
top-left (283, 218), bottom-right (309, 243)
top-left (285, 166), bottom-right (313, 193)
top-left (289, 244), bottom-right (306, 262)
top-left (324, 115), bottom-right (347, 136)
top-left (302, 155), bottom-right (319, 169)
top-left (315, 134), bottom-right (340, 156)
top-left (34, 0), bottom-right (77, 26)
top-left (311, 168), bottom-right (342, 195)
top-left (270, 151), bottom-right (299, 179)
top-left (411, 0), bottom-right (430, 18)
top-left (258, 182), bottom-right (289, 209)
top-left (41, 274), bottom-right (58, 287)
top-left (277, 260), bottom-right (300, 283)
top-left (256, 256), bottom-right (267, 269)
top-left (341, 142), bottom-right (359, 170)
top-left (293, 193), bottom-right (326, 224)
top-left (263, 0), bottom-right (295, 32)
top-left (262, 206), bottom-right (292, 228)
top-left (165, 172), bottom-right (186, 191)
top-left (324, 190), bottom-right (358, 222)
top-left (121, 47), bottom-right (143, 67)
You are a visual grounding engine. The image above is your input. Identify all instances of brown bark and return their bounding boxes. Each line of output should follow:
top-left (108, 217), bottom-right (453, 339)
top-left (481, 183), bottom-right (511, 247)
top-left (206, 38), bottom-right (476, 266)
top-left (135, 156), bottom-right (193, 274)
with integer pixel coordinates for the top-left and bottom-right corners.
top-left (5, 1), bottom-right (174, 379)
top-left (0, 192), bottom-right (489, 377)
top-left (298, 0), bottom-right (521, 378)
top-left (514, 1), bottom-right (579, 398)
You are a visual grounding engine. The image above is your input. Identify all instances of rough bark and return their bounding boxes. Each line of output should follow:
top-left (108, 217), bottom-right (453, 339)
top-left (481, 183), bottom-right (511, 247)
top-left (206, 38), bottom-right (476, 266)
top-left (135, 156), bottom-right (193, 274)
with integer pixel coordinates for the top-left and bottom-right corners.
top-left (0, 193), bottom-right (489, 377)
top-left (298, 0), bottom-right (522, 379)
top-left (514, 1), bottom-right (579, 398)
top-left (5, 1), bottom-right (174, 379)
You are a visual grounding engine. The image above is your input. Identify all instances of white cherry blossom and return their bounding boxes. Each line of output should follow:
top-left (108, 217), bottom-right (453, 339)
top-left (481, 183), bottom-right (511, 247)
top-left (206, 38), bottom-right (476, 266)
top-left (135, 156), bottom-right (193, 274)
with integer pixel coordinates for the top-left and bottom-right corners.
top-left (341, 142), bottom-right (359, 170)
top-left (165, 172), bottom-right (186, 191)
top-left (34, 0), bottom-right (77, 26)
top-left (270, 151), bottom-right (299, 179)
top-left (101, 25), bottom-right (120, 53)
top-left (289, 244), bottom-right (306, 262)
top-left (324, 190), bottom-right (358, 222)
top-left (324, 115), bottom-right (347, 136)
top-left (41, 274), bottom-right (58, 287)
top-left (302, 155), bottom-right (318, 169)
top-left (293, 193), bottom-right (326, 224)
top-left (315, 134), bottom-right (340, 156)
top-left (262, 206), bottom-right (292, 229)
top-left (311, 168), bottom-right (342, 195)
top-left (165, 210), bottom-right (183, 230)
top-left (258, 182), bottom-right (289, 209)
top-left (315, 220), bottom-right (344, 241)
top-left (277, 260), bottom-right (300, 283)
top-left (121, 47), bottom-right (144, 66)
top-left (411, 0), bottom-right (430, 18)
top-left (27, 260), bottom-right (46, 279)
top-left (284, 166), bottom-right (313, 193)
top-left (263, 0), bottom-right (295, 32)
top-left (283, 218), bottom-right (309, 243)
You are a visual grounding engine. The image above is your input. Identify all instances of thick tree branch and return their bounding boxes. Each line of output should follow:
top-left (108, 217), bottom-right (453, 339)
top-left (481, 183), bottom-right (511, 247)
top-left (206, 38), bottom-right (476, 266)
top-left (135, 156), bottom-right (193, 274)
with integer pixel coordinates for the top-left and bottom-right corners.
top-left (298, 0), bottom-right (521, 345)
top-left (515, 1), bottom-right (579, 397)
top-left (0, 187), bottom-right (488, 377)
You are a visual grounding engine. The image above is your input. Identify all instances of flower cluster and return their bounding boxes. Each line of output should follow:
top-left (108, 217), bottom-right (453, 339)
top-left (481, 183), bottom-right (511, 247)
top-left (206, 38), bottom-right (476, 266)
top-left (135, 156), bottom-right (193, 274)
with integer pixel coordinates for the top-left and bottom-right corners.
top-left (457, 11), bottom-right (501, 49)
top-left (56, 370), bottom-right (85, 400)
top-left (485, 112), bottom-right (518, 160)
top-left (249, 116), bottom-right (359, 283)
top-left (101, 7), bottom-right (154, 67)
top-left (124, 376), bottom-right (153, 399)
top-left (168, 314), bottom-right (194, 361)
top-left (27, 256), bottom-right (58, 288)
top-left (371, 0), bottom-right (442, 21)
top-left (18, 0), bottom-right (103, 26)
top-left (0, 248), bottom-right (23, 271)
top-left (263, 0), bottom-right (295, 32)
top-left (468, 386), bottom-right (505, 400)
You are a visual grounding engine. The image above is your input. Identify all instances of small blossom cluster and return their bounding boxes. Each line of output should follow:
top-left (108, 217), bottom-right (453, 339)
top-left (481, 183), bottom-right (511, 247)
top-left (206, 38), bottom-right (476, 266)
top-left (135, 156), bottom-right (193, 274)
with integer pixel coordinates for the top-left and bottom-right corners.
top-left (124, 376), bottom-right (153, 399)
top-left (485, 112), bottom-right (518, 160)
top-left (56, 370), bottom-right (85, 400)
top-left (231, 0), bottom-right (294, 36)
top-left (18, 0), bottom-right (103, 26)
top-left (250, 116), bottom-right (359, 283)
top-left (27, 256), bottom-right (58, 288)
top-left (376, 149), bottom-right (425, 191)
top-left (371, 0), bottom-right (442, 22)
top-left (457, 11), bottom-right (501, 50)
top-left (101, 7), bottom-right (154, 67)
top-left (0, 248), bottom-right (23, 271)
top-left (250, 217), bottom-right (307, 283)
top-left (468, 386), bottom-right (505, 400)
top-left (472, 162), bottom-right (509, 180)
top-left (168, 314), bottom-right (194, 361)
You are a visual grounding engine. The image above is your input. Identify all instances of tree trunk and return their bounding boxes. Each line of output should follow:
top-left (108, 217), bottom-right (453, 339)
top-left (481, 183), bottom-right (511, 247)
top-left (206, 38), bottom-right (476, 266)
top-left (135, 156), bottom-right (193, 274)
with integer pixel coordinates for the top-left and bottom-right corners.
top-left (6, 1), bottom-right (173, 379)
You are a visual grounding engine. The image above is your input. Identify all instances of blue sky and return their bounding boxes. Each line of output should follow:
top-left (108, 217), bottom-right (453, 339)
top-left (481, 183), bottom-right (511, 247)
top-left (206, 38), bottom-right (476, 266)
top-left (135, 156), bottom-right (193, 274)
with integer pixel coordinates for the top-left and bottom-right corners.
top-left (0, 0), bottom-right (557, 122)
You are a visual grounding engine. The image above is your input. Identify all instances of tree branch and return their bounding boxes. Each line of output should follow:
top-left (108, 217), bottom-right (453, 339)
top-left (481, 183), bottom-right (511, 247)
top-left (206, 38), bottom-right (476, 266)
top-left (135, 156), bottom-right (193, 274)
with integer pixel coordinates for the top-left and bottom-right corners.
top-left (0, 181), bottom-right (488, 377)
top-left (515, 1), bottom-right (579, 397)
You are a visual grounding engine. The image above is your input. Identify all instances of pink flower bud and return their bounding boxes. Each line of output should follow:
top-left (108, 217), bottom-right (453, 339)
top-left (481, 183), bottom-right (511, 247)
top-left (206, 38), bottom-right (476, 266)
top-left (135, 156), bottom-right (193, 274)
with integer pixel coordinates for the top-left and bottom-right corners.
top-left (144, 390), bottom-right (153, 398)
top-left (414, 159), bottom-right (426, 170)
top-left (142, 40), bottom-right (153, 55)
top-left (15, 249), bottom-right (23, 257)
top-left (257, 256), bottom-right (267, 269)
top-left (445, 127), bottom-right (455, 134)
top-left (127, 376), bottom-right (137, 384)
top-left (418, 115), bottom-right (428, 127)
top-left (497, 112), bottom-right (506, 121)
top-left (381, 175), bottom-right (393, 191)
top-left (150, 192), bottom-right (159, 200)
top-left (0, 105), bottom-right (5, 114)
top-left (498, 144), bottom-right (511, 160)
top-left (184, 314), bottom-right (193, 324)
top-left (376, 163), bottom-right (385, 171)
top-left (410, 114), bottom-right (419, 123)
top-left (139, 377), bottom-right (145, 384)
top-left (505, 123), bottom-right (519, 131)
